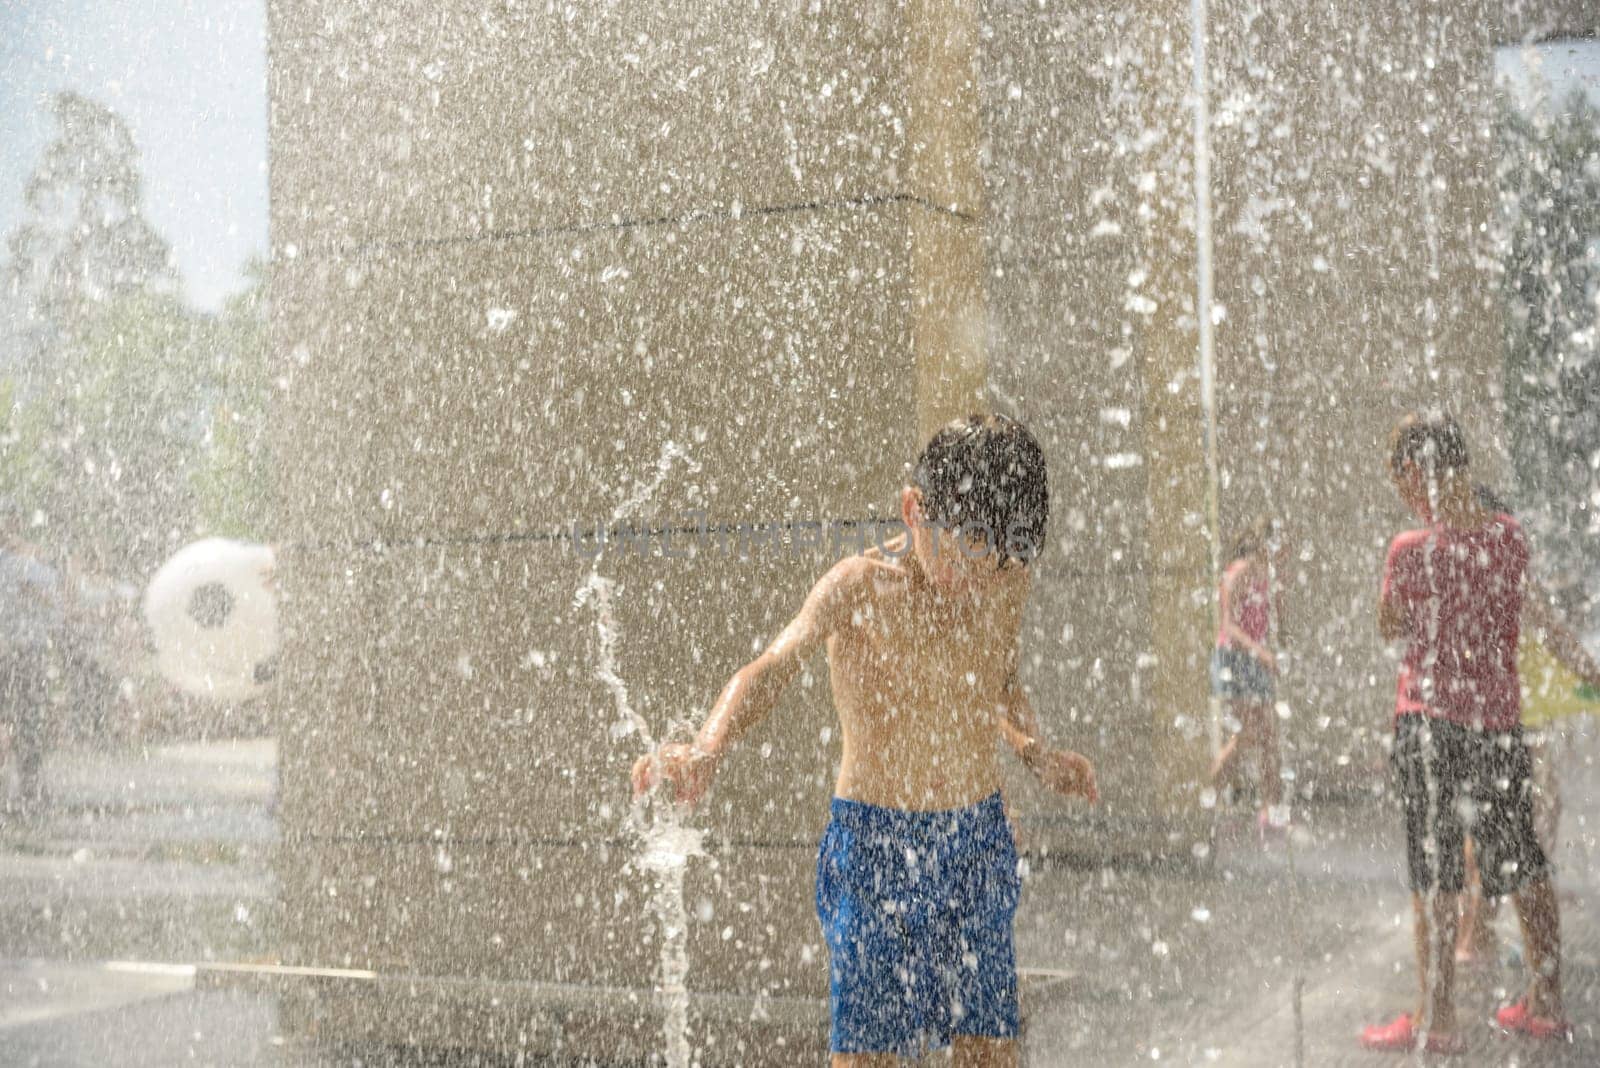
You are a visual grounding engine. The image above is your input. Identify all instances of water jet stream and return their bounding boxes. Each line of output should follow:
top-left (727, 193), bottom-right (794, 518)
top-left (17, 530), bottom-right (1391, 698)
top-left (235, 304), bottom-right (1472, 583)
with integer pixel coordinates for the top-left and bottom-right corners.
top-left (573, 440), bottom-right (704, 1068)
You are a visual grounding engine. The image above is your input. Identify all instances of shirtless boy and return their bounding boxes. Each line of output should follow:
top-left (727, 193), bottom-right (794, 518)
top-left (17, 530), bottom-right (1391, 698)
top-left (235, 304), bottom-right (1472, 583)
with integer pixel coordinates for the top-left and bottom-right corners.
top-left (632, 414), bottom-right (1098, 1067)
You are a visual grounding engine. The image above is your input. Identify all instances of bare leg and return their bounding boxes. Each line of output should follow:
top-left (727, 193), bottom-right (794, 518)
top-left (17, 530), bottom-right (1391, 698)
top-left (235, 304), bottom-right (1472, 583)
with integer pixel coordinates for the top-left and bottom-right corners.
top-left (1413, 891), bottom-right (1460, 1038)
top-left (1211, 702), bottom-right (1269, 799)
top-left (1455, 839), bottom-right (1499, 962)
top-left (1209, 734), bottom-right (1241, 789)
top-left (1254, 701), bottom-right (1281, 807)
top-left (1529, 734), bottom-right (1560, 858)
top-left (1511, 876), bottom-right (1564, 1020)
top-left (1209, 701), bottom-right (1248, 793)
top-left (953, 1036), bottom-right (1019, 1068)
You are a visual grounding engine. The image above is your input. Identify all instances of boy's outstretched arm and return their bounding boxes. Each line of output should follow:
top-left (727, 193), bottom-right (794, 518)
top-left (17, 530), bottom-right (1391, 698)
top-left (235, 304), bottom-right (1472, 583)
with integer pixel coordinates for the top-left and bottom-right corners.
top-left (1525, 578), bottom-right (1600, 690)
top-left (630, 556), bottom-right (865, 805)
top-left (996, 669), bottom-right (1098, 804)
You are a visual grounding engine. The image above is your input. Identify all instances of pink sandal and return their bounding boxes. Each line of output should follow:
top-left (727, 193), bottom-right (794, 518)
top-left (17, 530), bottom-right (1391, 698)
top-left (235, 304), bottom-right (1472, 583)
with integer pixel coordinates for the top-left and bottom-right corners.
top-left (1494, 998), bottom-right (1572, 1041)
top-left (1359, 1013), bottom-right (1465, 1055)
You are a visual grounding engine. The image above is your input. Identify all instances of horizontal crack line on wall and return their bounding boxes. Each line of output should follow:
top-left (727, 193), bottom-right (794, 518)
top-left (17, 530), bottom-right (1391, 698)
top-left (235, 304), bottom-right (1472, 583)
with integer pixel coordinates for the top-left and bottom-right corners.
top-left (288, 515), bottom-right (897, 554)
top-left (279, 192), bottom-right (976, 264)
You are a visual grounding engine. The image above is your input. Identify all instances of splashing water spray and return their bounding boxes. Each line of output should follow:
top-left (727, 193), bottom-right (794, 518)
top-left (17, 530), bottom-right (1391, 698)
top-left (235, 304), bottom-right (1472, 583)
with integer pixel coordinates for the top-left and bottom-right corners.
top-left (573, 440), bottom-right (703, 1068)
top-left (1412, 8), bottom-right (1449, 1041)
top-left (1188, 4), bottom-right (1305, 1062)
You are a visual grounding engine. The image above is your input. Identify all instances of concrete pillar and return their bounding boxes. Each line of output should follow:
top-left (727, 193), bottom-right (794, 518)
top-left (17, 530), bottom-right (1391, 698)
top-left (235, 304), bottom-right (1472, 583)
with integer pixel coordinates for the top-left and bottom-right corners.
top-left (268, 1), bottom-right (988, 1060)
top-left (982, 0), bottom-right (1216, 858)
top-left (1130, 0), bottom-right (1220, 827)
top-left (907, 0), bottom-right (988, 438)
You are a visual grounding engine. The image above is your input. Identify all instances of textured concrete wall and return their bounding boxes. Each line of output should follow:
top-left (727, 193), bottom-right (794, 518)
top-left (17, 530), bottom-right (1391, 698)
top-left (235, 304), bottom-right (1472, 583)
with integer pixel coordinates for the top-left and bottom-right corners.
top-left (268, 0), bottom-right (989, 1059)
top-left (267, 0), bottom-right (1593, 1059)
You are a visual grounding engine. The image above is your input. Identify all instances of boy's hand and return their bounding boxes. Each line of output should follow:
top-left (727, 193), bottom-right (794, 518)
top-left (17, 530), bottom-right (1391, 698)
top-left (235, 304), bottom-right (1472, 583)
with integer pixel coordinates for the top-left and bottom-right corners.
top-left (631, 743), bottom-right (719, 805)
top-left (1032, 747), bottom-right (1098, 804)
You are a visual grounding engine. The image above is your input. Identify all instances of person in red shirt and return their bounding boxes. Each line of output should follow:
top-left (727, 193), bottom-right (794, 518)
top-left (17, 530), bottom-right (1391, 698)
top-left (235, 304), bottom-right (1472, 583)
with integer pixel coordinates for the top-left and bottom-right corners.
top-left (1361, 412), bottom-right (1600, 1055)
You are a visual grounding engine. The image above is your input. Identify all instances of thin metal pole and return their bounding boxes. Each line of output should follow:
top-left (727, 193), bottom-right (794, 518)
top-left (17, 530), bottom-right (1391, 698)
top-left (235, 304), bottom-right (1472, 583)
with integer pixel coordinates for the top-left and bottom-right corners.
top-left (1190, 0), bottom-right (1225, 762)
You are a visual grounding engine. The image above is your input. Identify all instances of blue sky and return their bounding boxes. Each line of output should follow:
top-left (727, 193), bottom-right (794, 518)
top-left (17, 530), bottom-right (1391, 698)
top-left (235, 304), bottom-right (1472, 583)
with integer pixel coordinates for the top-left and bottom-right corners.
top-left (0, 0), bottom-right (266, 311)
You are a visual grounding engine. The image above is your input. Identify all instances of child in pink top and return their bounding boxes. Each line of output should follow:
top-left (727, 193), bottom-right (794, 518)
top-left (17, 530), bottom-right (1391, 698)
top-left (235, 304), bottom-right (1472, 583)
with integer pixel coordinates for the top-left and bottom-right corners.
top-left (1208, 516), bottom-right (1285, 835)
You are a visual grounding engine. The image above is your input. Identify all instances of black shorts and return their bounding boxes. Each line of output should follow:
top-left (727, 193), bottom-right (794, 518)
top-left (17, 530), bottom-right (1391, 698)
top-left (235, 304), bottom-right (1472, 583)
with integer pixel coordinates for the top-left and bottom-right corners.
top-left (1392, 714), bottom-right (1548, 897)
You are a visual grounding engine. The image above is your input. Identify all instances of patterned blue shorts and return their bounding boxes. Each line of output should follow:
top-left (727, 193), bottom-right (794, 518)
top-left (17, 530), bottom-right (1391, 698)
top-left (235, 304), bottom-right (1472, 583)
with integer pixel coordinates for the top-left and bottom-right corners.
top-left (815, 792), bottom-right (1021, 1056)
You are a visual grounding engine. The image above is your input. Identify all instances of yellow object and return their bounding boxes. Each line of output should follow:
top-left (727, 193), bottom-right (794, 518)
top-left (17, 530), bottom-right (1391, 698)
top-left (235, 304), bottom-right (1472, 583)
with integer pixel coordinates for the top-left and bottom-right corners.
top-left (1520, 633), bottom-right (1600, 727)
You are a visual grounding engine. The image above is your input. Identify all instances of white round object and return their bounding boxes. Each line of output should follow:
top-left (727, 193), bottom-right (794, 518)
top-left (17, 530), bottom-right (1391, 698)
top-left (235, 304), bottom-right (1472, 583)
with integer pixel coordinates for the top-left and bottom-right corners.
top-left (143, 539), bottom-right (278, 701)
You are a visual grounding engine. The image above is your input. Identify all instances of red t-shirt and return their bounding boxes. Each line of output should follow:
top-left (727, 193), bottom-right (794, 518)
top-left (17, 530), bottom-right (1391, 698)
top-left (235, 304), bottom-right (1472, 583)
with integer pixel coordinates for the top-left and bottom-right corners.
top-left (1381, 514), bottom-right (1527, 731)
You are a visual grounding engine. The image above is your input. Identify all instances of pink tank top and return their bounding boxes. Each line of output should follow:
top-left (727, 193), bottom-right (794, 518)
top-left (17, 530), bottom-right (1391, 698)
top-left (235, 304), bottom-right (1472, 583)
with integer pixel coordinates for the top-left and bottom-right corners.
top-left (1217, 560), bottom-right (1270, 649)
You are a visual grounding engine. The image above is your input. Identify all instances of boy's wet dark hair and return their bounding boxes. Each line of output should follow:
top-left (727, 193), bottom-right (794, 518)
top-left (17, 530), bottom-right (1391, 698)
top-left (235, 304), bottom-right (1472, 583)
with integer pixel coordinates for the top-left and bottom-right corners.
top-left (1227, 515), bottom-right (1279, 565)
top-left (911, 414), bottom-right (1048, 567)
top-left (1389, 411), bottom-right (1469, 478)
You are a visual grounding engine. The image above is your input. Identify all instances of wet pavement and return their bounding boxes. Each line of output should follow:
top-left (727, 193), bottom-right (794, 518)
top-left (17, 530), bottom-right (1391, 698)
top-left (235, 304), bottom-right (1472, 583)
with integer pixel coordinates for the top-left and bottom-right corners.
top-left (6, 731), bottom-right (1600, 1065)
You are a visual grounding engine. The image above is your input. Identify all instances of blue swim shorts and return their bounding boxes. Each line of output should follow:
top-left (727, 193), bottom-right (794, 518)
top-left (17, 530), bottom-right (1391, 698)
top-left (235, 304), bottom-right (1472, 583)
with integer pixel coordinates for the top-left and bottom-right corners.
top-left (814, 792), bottom-right (1022, 1056)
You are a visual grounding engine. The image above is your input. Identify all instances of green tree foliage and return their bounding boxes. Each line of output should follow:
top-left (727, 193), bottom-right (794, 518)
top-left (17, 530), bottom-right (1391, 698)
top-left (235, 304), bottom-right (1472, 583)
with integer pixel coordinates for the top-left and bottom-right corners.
top-left (0, 377), bottom-right (55, 512)
top-left (190, 256), bottom-right (272, 541)
top-left (46, 288), bottom-right (210, 572)
top-left (1498, 88), bottom-right (1600, 602)
top-left (4, 92), bottom-right (178, 358)
top-left (0, 91), bottom-right (270, 576)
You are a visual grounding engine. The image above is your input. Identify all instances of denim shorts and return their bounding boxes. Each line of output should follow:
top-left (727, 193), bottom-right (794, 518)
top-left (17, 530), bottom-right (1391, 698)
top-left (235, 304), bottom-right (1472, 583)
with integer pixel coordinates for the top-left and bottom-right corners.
top-left (1210, 646), bottom-right (1274, 701)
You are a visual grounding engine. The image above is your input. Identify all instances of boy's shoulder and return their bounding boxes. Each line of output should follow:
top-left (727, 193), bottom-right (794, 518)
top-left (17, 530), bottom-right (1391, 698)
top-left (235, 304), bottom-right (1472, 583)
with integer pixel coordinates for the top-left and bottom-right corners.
top-left (803, 550), bottom-right (901, 620)
top-left (1382, 529), bottom-right (1430, 589)
top-left (1488, 514), bottom-right (1530, 569)
top-left (821, 546), bottom-right (901, 588)
top-left (1384, 516), bottom-right (1528, 568)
